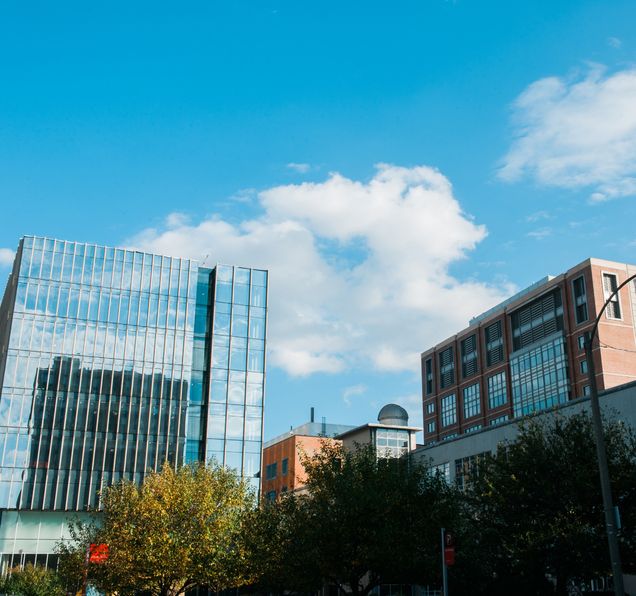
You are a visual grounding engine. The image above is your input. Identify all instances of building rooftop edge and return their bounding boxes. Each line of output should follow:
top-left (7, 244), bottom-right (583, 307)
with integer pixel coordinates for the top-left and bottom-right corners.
top-left (420, 256), bottom-right (636, 357)
top-left (16, 235), bottom-right (269, 273)
top-left (264, 422), bottom-right (357, 449)
top-left (335, 422), bottom-right (422, 439)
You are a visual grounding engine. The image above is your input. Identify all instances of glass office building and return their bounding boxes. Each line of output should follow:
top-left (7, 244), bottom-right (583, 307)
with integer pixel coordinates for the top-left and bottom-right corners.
top-left (0, 236), bottom-right (267, 567)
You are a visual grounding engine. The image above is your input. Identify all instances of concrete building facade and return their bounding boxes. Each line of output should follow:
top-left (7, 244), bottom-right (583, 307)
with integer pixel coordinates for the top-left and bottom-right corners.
top-left (421, 258), bottom-right (636, 444)
top-left (414, 380), bottom-right (636, 490)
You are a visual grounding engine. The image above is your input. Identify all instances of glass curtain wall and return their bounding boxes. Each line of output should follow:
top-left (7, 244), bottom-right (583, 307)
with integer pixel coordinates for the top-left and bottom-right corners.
top-left (0, 236), bottom-right (197, 510)
top-left (208, 265), bottom-right (267, 493)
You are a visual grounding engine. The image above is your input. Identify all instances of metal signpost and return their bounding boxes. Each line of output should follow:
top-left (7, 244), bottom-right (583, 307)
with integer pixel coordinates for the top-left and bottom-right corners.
top-left (441, 528), bottom-right (454, 596)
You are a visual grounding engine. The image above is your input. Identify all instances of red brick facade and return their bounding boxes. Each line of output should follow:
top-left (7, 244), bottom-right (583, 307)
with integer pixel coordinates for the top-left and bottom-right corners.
top-left (421, 258), bottom-right (636, 443)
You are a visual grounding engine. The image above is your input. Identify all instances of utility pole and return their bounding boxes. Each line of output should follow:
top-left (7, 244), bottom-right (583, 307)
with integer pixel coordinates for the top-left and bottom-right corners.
top-left (440, 528), bottom-right (448, 596)
top-left (583, 272), bottom-right (636, 596)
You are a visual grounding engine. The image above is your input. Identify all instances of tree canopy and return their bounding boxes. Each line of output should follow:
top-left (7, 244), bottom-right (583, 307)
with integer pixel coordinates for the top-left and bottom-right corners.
top-left (465, 411), bottom-right (636, 595)
top-left (0, 563), bottom-right (64, 596)
top-left (58, 461), bottom-right (255, 596)
top-left (247, 441), bottom-right (462, 595)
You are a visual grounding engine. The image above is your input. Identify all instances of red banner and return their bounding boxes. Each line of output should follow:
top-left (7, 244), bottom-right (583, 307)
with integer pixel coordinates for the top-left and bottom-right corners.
top-left (89, 543), bottom-right (109, 563)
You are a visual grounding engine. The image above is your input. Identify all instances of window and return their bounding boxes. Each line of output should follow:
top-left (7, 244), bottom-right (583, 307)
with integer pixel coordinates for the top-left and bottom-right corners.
top-left (461, 334), bottom-right (478, 378)
top-left (438, 347), bottom-right (455, 389)
top-left (578, 335), bottom-right (586, 351)
top-left (266, 490), bottom-right (277, 502)
top-left (455, 452), bottom-right (489, 491)
top-left (510, 336), bottom-right (569, 417)
top-left (281, 458), bottom-right (288, 476)
top-left (464, 424), bottom-right (482, 434)
top-left (489, 415), bottom-right (509, 426)
top-left (603, 273), bottom-right (621, 319)
top-left (431, 462), bottom-right (450, 484)
top-left (572, 276), bottom-right (588, 324)
top-left (580, 360), bottom-right (588, 374)
top-left (427, 421), bottom-right (436, 433)
top-left (583, 385), bottom-right (591, 396)
top-left (442, 433), bottom-right (458, 441)
top-left (487, 372), bottom-right (507, 409)
top-left (510, 288), bottom-right (564, 351)
top-left (425, 358), bottom-right (434, 394)
top-left (485, 321), bottom-right (504, 366)
top-left (441, 394), bottom-right (457, 427)
top-left (265, 462), bottom-right (277, 480)
top-left (426, 402), bottom-right (435, 414)
top-left (463, 383), bottom-right (481, 419)
top-left (376, 428), bottom-right (410, 458)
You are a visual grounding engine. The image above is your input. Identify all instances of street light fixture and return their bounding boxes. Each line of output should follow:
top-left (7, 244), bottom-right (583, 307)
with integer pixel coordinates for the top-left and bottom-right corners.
top-left (583, 272), bottom-right (636, 596)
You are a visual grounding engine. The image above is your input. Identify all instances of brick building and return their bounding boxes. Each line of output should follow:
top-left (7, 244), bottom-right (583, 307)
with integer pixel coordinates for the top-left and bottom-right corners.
top-left (421, 258), bottom-right (636, 444)
top-left (261, 418), bottom-right (355, 501)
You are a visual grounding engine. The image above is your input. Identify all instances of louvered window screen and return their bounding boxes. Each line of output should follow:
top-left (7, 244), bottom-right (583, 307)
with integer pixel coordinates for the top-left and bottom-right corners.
top-left (425, 358), bottom-right (434, 394)
top-left (572, 276), bottom-right (588, 324)
top-left (485, 321), bottom-right (504, 366)
top-left (438, 347), bottom-right (455, 389)
top-left (461, 334), bottom-right (478, 378)
top-left (602, 273), bottom-right (621, 319)
top-left (511, 288), bottom-right (564, 351)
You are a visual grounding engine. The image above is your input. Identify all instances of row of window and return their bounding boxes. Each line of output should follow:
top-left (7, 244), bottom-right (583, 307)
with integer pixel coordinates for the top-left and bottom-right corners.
top-left (430, 372), bottom-right (509, 429)
top-left (428, 413), bottom-right (509, 435)
top-left (265, 457), bottom-right (289, 480)
top-left (428, 320), bottom-right (504, 394)
top-left (20, 237), bottom-right (196, 295)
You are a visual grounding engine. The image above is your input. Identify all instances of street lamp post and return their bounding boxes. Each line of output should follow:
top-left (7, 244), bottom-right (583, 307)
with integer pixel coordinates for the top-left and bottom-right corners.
top-left (583, 272), bottom-right (636, 596)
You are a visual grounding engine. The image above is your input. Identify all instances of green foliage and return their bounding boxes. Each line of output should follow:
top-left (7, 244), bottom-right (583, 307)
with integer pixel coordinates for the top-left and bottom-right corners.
top-left (57, 461), bottom-right (255, 596)
top-left (247, 441), bottom-right (462, 594)
top-left (0, 563), bottom-right (64, 596)
top-left (56, 517), bottom-right (103, 594)
top-left (463, 412), bottom-right (636, 595)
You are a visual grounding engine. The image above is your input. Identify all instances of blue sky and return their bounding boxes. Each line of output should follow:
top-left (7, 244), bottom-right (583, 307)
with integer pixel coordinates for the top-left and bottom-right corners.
top-left (1, 0), bottom-right (636, 441)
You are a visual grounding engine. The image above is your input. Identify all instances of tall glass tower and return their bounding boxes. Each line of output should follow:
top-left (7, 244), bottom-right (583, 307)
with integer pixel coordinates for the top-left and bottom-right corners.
top-left (0, 236), bottom-right (267, 568)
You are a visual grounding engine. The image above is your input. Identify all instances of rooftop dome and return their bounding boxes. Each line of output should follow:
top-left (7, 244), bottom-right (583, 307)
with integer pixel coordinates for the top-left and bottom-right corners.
top-left (377, 403), bottom-right (409, 426)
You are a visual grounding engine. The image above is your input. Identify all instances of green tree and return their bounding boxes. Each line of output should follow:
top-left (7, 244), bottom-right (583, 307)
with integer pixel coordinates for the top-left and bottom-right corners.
top-left (466, 411), bottom-right (636, 595)
top-left (0, 563), bottom-right (64, 596)
top-left (248, 442), bottom-right (462, 595)
top-left (56, 517), bottom-right (102, 595)
top-left (58, 461), bottom-right (255, 596)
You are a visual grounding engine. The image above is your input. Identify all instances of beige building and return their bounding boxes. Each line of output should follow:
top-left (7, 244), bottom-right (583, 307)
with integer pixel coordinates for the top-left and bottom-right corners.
top-left (421, 258), bottom-right (636, 444)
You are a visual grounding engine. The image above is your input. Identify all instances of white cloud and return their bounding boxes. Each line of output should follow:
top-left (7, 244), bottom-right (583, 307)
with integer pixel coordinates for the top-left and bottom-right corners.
top-left (129, 164), bottom-right (512, 376)
top-left (525, 210), bottom-right (552, 223)
top-left (165, 213), bottom-right (190, 228)
top-left (0, 248), bottom-right (16, 267)
top-left (608, 37), bottom-right (622, 49)
top-left (286, 162), bottom-right (311, 174)
top-left (342, 384), bottom-right (367, 406)
top-left (526, 228), bottom-right (552, 240)
top-left (499, 66), bottom-right (636, 202)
